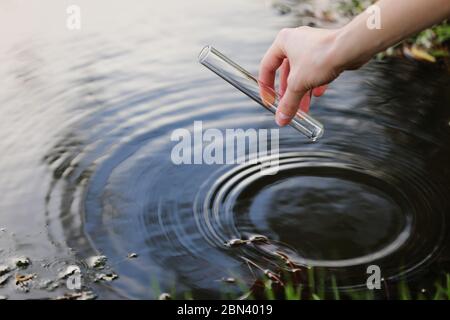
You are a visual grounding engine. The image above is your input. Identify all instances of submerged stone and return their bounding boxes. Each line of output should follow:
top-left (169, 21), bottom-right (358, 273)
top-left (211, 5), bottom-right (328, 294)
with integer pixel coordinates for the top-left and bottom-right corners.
top-left (158, 293), bottom-right (172, 300)
top-left (55, 291), bottom-right (97, 300)
top-left (0, 274), bottom-right (10, 286)
top-left (248, 234), bottom-right (269, 243)
top-left (58, 265), bottom-right (81, 279)
top-left (221, 277), bottom-right (236, 283)
top-left (38, 278), bottom-right (59, 291)
top-left (86, 255), bottom-right (107, 269)
top-left (94, 272), bottom-right (118, 282)
top-left (0, 265), bottom-right (10, 276)
top-left (225, 239), bottom-right (248, 247)
top-left (13, 256), bottom-right (31, 268)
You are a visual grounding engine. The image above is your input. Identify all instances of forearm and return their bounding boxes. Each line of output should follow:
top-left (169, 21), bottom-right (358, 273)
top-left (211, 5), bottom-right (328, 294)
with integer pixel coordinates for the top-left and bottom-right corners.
top-left (334, 0), bottom-right (450, 70)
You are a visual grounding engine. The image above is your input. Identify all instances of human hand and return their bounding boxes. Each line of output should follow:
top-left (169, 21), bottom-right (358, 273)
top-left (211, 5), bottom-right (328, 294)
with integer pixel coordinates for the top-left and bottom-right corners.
top-left (260, 0), bottom-right (450, 127)
top-left (259, 27), bottom-right (351, 126)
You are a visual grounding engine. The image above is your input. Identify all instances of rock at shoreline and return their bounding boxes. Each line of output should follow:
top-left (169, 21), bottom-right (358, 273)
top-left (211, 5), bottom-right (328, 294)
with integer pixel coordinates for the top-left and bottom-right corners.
top-left (0, 265), bottom-right (10, 276)
top-left (86, 255), bottom-right (107, 269)
top-left (94, 272), bottom-right (118, 282)
top-left (12, 256), bottom-right (31, 268)
top-left (58, 265), bottom-right (81, 279)
top-left (54, 291), bottom-right (97, 300)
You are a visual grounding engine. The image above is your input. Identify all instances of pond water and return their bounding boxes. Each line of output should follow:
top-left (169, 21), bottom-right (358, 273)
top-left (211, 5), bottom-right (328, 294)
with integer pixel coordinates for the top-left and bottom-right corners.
top-left (0, 0), bottom-right (449, 299)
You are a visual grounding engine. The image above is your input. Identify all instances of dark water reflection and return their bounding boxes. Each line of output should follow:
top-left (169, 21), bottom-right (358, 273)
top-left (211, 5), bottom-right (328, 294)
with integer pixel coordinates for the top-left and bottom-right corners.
top-left (0, 0), bottom-right (449, 299)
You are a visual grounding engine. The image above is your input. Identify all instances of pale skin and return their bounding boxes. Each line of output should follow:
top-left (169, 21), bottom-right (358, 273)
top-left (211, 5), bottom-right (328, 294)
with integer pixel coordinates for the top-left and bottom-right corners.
top-left (259, 0), bottom-right (450, 127)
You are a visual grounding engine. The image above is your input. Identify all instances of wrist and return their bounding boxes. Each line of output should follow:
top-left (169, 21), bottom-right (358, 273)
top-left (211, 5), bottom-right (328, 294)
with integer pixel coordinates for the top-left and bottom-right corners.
top-left (331, 22), bottom-right (375, 72)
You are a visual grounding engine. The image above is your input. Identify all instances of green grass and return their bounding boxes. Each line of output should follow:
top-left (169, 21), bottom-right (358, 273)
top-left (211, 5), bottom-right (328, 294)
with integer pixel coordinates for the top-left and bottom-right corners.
top-left (152, 268), bottom-right (450, 300)
top-left (238, 263), bottom-right (450, 300)
top-left (274, 274), bottom-right (450, 300)
top-left (248, 269), bottom-right (450, 300)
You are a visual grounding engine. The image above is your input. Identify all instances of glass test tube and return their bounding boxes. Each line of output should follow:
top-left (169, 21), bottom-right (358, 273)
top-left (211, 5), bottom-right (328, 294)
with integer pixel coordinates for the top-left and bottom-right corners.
top-left (198, 45), bottom-right (324, 141)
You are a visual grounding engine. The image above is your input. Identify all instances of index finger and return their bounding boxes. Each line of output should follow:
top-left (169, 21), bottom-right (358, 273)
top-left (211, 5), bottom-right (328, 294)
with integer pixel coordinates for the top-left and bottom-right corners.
top-left (258, 41), bottom-right (285, 91)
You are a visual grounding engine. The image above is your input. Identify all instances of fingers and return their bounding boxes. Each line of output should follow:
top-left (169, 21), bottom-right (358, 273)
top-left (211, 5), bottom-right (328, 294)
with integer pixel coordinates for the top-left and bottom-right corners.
top-left (279, 59), bottom-right (289, 97)
top-left (299, 90), bottom-right (311, 113)
top-left (259, 40), bottom-right (285, 91)
top-left (299, 86), bottom-right (327, 113)
top-left (260, 28), bottom-right (329, 127)
top-left (276, 87), bottom-right (307, 126)
top-left (313, 85), bottom-right (327, 97)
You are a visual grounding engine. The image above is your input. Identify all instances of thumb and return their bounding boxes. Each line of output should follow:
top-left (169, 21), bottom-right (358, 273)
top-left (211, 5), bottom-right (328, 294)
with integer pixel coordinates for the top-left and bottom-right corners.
top-left (276, 87), bottom-right (308, 126)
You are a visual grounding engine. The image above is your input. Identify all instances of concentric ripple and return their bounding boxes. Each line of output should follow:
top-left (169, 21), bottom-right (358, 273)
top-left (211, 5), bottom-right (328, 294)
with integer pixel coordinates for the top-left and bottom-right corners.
top-left (193, 149), bottom-right (448, 287)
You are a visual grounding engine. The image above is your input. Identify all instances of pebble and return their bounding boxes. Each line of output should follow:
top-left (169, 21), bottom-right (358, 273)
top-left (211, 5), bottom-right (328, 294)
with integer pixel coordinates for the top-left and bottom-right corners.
top-left (0, 265), bottom-right (10, 276)
top-left (159, 293), bottom-right (172, 300)
top-left (13, 256), bottom-right (31, 268)
top-left (248, 234), bottom-right (269, 243)
top-left (94, 272), bottom-right (118, 282)
top-left (224, 239), bottom-right (248, 247)
top-left (55, 291), bottom-right (97, 300)
top-left (0, 274), bottom-right (10, 286)
top-left (38, 279), bottom-right (59, 291)
top-left (86, 255), bottom-right (107, 269)
top-left (58, 265), bottom-right (81, 279)
top-left (221, 277), bottom-right (236, 283)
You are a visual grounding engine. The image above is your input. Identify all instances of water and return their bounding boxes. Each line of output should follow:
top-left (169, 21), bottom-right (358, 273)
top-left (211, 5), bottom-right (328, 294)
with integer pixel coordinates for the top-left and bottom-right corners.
top-left (0, 0), bottom-right (450, 299)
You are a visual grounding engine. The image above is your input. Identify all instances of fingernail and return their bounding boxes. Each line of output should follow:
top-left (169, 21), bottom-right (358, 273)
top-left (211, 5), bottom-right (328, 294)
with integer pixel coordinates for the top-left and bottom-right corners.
top-left (276, 111), bottom-right (290, 126)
